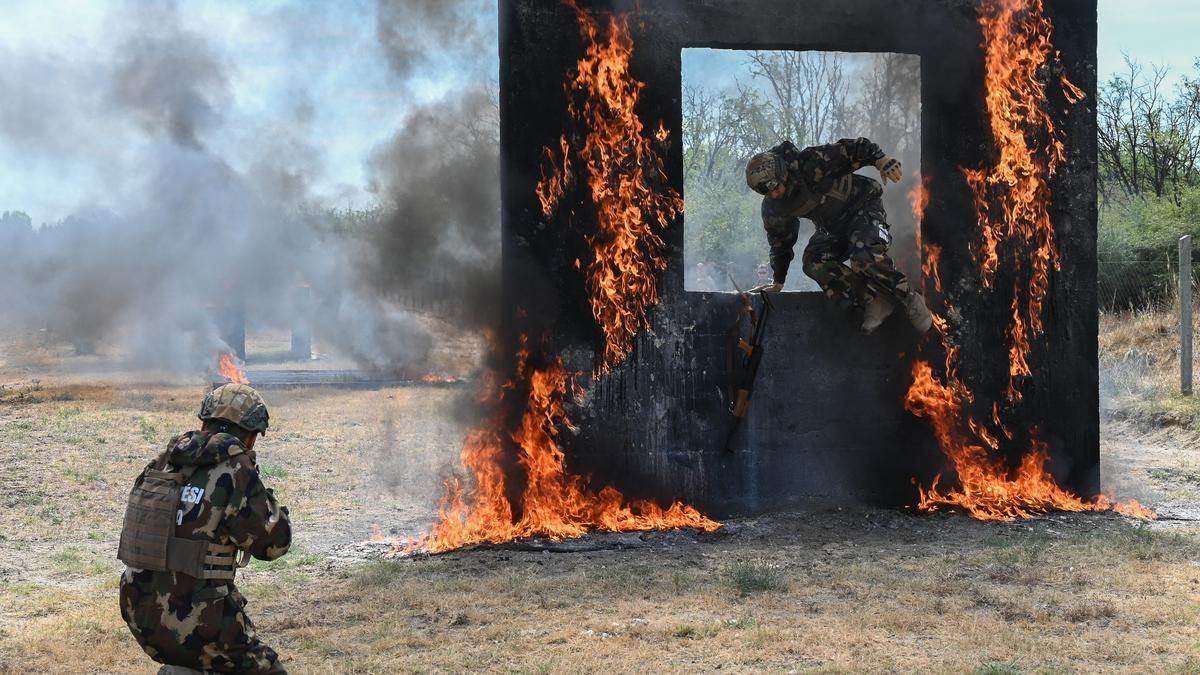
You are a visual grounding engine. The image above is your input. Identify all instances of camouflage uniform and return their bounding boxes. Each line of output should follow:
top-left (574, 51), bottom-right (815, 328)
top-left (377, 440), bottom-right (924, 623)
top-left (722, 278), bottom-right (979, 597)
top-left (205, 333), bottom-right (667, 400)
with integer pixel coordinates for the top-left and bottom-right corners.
top-left (119, 429), bottom-right (291, 674)
top-left (760, 138), bottom-right (911, 306)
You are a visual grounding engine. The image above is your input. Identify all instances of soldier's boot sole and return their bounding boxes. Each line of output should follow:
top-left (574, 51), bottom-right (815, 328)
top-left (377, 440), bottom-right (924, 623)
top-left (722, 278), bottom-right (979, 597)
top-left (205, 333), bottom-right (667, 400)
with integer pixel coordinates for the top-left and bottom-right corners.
top-left (905, 292), bottom-right (934, 333)
top-left (860, 295), bottom-right (895, 334)
top-left (157, 665), bottom-right (208, 675)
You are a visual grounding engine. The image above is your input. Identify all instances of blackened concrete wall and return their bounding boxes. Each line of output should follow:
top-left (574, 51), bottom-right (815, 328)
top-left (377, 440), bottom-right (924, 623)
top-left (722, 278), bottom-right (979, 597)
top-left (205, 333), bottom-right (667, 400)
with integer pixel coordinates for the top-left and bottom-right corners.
top-left (500, 0), bottom-right (1098, 517)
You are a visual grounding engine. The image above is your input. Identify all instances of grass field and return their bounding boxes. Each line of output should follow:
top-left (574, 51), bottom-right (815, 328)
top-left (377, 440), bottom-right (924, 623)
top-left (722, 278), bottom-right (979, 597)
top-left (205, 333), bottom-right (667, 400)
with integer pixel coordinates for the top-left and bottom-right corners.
top-left (0, 313), bottom-right (1198, 674)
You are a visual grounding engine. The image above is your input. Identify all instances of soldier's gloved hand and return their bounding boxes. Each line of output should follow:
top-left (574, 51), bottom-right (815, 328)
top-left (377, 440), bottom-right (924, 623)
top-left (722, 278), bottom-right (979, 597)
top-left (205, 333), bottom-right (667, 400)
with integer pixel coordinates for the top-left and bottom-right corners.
top-left (752, 282), bottom-right (783, 294)
top-left (875, 156), bottom-right (903, 185)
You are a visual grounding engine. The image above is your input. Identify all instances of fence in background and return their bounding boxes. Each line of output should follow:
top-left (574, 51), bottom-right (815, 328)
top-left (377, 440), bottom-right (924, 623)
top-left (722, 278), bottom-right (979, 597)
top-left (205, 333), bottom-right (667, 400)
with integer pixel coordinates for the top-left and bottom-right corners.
top-left (1099, 261), bottom-right (1185, 311)
top-left (1182, 236), bottom-right (1194, 395)
top-left (396, 273), bottom-right (472, 319)
top-left (1097, 244), bottom-right (1198, 395)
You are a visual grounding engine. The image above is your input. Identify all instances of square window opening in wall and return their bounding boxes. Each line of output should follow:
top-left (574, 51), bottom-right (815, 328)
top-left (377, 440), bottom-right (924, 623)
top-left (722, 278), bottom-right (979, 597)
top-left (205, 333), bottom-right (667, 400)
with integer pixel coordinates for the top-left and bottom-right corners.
top-left (681, 49), bottom-right (922, 294)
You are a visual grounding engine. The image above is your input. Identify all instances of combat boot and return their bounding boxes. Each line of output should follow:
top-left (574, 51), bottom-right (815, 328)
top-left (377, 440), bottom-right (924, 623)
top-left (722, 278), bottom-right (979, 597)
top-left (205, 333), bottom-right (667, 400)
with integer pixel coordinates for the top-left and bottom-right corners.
top-left (860, 295), bottom-right (894, 334)
top-left (904, 292), bottom-right (933, 333)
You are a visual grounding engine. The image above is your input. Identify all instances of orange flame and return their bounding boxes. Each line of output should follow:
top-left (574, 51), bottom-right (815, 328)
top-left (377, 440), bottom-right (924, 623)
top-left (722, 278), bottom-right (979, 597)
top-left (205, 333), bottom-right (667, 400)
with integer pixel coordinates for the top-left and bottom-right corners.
top-left (922, 245), bottom-right (943, 296)
top-left (537, 0), bottom-right (682, 373)
top-left (908, 178), bottom-right (930, 223)
top-left (411, 5), bottom-right (718, 554)
top-left (414, 347), bottom-right (719, 554)
top-left (536, 134), bottom-right (572, 217)
top-left (907, 0), bottom-right (1154, 521)
top-left (218, 352), bottom-right (249, 384)
top-left (973, 0), bottom-right (1073, 395)
top-left (654, 120), bottom-right (670, 143)
top-left (1110, 498), bottom-right (1157, 520)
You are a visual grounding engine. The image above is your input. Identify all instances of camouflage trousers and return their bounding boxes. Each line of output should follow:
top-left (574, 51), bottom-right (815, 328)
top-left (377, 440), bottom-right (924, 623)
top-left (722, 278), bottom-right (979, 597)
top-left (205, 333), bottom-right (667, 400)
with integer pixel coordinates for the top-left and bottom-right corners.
top-left (120, 568), bottom-right (286, 674)
top-left (801, 201), bottom-right (911, 307)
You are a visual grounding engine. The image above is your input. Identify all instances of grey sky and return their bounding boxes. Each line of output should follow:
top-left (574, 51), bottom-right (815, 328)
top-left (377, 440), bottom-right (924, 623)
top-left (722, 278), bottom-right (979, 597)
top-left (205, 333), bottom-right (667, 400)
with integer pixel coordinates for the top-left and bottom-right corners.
top-left (0, 0), bottom-right (1192, 226)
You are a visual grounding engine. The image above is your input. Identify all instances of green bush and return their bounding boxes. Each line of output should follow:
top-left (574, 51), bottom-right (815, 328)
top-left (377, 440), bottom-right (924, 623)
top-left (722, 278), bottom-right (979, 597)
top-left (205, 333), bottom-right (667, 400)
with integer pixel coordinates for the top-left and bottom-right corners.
top-left (725, 558), bottom-right (787, 596)
top-left (258, 463), bottom-right (288, 479)
top-left (1098, 188), bottom-right (1200, 310)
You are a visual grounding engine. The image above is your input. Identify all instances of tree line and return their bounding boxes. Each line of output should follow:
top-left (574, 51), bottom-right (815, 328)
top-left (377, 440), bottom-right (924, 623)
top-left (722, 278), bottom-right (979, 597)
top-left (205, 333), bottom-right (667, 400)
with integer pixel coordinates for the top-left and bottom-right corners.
top-left (1099, 57), bottom-right (1200, 202)
top-left (1097, 57), bottom-right (1200, 308)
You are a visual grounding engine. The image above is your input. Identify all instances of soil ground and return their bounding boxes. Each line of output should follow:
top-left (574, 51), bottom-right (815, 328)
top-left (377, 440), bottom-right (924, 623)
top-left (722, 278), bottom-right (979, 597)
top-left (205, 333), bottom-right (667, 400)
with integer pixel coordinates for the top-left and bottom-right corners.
top-left (0, 314), bottom-right (1198, 674)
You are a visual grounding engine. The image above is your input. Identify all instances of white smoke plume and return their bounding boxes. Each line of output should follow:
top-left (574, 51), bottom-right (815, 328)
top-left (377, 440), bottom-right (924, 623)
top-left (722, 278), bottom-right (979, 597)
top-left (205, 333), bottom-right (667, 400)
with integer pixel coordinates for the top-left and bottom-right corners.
top-left (0, 0), bottom-right (500, 373)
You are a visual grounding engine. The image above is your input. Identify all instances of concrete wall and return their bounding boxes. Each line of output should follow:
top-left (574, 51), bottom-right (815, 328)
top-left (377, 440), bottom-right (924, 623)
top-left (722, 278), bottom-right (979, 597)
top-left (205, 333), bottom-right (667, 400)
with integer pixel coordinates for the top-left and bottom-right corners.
top-left (500, 0), bottom-right (1098, 517)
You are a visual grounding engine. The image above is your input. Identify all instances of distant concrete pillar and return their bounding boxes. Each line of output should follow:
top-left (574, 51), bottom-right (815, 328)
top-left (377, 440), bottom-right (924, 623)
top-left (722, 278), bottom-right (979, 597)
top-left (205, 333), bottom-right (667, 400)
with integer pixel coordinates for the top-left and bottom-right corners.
top-left (1181, 235), bottom-right (1193, 395)
top-left (72, 337), bottom-right (96, 356)
top-left (291, 285), bottom-right (312, 360)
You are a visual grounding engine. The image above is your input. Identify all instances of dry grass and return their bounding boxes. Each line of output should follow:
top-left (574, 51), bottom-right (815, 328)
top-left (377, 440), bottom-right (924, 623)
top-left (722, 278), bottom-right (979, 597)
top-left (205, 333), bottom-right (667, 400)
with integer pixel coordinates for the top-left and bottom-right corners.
top-left (1099, 307), bottom-right (1200, 428)
top-left (9, 518), bottom-right (1198, 674)
top-left (1, 325), bottom-right (1198, 673)
top-left (0, 377), bottom-right (468, 672)
top-left (1099, 308), bottom-right (1179, 399)
top-left (1099, 307), bottom-right (1179, 366)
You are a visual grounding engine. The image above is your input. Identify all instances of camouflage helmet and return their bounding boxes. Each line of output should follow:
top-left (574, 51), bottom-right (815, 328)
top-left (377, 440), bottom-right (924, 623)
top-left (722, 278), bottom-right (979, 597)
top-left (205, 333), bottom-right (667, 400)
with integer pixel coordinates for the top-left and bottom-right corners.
top-left (745, 151), bottom-right (787, 195)
top-left (198, 384), bottom-right (270, 435)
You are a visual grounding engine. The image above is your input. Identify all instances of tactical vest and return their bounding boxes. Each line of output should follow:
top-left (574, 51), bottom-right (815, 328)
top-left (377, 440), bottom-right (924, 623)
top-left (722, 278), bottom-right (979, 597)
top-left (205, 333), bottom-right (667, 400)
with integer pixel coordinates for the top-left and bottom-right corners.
top-left (117, 454), bottom-right (248, 580)
top-left (770, 141), bottom-right (881, 231)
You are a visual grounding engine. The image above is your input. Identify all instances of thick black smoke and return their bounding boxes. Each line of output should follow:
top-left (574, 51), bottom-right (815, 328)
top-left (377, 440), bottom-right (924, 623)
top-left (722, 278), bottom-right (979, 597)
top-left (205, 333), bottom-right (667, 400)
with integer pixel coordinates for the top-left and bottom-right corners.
top-left (365, 88), bottom-right (500, 330)
top-left (365, 0), bottom-right (501, 331)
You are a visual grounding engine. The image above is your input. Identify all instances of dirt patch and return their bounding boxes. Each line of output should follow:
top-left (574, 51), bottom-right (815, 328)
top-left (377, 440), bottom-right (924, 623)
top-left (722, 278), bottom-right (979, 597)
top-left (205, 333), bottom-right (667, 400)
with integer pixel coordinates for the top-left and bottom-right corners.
top-left (1101, 420), bottom-right (1200, 522)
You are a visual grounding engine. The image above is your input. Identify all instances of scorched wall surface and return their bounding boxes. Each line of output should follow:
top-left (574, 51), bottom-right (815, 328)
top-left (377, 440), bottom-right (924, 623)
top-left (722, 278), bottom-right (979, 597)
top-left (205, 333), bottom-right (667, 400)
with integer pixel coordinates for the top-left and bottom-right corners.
top-left (500, 0), bottom-right (1098, 517)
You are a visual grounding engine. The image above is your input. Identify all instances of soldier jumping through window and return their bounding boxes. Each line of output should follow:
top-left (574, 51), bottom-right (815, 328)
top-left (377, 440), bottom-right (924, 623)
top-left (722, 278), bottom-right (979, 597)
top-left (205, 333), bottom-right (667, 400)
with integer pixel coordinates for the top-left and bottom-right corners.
top-left (744, 137), bottom-right (933, 334)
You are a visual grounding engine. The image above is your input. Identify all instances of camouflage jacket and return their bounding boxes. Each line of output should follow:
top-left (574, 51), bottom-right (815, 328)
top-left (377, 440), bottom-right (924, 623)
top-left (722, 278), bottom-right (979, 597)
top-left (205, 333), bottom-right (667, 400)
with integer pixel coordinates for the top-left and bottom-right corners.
top-left (128, 430), bottom-right (291, 586)
top-left (761, 138), bottom-right (886, 284)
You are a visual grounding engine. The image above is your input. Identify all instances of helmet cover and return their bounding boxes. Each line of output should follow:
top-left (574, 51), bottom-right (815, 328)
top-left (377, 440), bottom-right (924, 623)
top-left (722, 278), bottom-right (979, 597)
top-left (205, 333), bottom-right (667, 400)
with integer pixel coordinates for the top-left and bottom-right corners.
top-left (745, 152), bottom-right (787, 195)
top-left (198, 383), bottom-right (270, 435)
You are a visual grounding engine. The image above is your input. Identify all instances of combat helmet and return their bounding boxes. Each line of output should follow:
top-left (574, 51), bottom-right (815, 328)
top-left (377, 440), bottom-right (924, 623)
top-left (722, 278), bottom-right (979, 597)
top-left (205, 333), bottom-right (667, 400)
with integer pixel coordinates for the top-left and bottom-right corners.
top-left (745, 151), bottom-right (788, 195)
top-left (198, 383), bottom-right (270, 434)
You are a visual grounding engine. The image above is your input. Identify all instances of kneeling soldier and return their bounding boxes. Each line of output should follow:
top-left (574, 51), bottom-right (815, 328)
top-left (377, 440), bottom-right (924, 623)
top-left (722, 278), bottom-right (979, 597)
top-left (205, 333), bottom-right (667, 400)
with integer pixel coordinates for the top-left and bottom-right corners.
top-left (118, 384), bottom-right (291, 674)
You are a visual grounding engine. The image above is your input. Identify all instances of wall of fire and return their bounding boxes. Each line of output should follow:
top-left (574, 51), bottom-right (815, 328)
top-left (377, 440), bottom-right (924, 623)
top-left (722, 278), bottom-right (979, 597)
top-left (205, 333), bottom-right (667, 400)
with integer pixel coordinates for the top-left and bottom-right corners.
top-left (501, 0), bottom-right (1099, 517)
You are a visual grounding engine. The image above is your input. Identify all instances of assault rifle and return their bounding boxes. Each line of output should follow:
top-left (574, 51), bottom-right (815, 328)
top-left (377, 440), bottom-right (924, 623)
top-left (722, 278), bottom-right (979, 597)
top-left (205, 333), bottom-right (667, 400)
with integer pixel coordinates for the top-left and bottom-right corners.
top-left (724, 288), bottom-right (773, 452)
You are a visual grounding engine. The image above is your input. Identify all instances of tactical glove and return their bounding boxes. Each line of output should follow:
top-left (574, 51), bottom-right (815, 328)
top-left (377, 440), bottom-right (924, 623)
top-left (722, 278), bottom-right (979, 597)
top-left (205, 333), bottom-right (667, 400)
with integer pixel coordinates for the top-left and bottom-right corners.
top-left (875, 156), bottom-right (903, 185)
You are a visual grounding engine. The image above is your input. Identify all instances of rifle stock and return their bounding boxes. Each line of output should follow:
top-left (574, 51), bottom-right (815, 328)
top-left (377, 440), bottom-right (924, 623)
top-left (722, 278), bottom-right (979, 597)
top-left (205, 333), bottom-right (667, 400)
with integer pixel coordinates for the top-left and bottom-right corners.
top-left (724, 290), bottom-right (772, 452)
